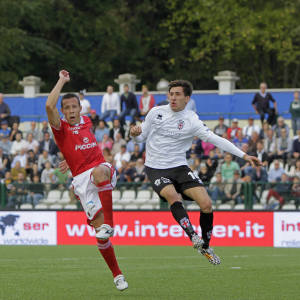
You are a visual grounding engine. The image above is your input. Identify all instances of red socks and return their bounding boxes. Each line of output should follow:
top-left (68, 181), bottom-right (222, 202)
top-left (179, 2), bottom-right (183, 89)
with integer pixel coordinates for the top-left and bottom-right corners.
top-left (98, 190), bottom-right (113, 227)
top-left (97, 239), bottom-right (122, 277)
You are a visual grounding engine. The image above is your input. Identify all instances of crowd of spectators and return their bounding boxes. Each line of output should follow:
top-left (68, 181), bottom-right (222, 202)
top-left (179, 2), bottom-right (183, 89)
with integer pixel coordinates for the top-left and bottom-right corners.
top-left (1, 83), bottom-right (300, 210)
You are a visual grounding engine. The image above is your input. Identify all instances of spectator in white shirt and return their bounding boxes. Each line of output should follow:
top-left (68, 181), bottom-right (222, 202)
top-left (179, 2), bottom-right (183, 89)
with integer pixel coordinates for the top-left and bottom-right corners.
top-left (10, 132), bottom-right (27, 155)
top-left (27, 121), bottom-right (41, 141)
top-left (114, 145), bottom-right (130, 170)
top-left (242, 116), bottom-right (260, 139)
top-left (11, 148), bottom-right (27, 168)
top-left (100, 85), bottom-right (120, 121)
top-left (38, 150), bottom-right (54, 171)
top-left (78, 90), bottom-right (91, 116)
top-left (41, 161), bottom-right (56, 184)
top-left (25, 133), bottom-right (39, 153)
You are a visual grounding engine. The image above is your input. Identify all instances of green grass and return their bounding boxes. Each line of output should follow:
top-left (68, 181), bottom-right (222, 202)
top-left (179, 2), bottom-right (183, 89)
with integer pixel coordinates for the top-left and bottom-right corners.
top-left (0, 246), bottom-right (299, 300)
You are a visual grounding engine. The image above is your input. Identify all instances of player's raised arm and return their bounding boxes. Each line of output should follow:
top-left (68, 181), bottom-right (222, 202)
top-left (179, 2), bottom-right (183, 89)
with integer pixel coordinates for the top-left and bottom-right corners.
top-left (46, 70), bottom-right (70, 129)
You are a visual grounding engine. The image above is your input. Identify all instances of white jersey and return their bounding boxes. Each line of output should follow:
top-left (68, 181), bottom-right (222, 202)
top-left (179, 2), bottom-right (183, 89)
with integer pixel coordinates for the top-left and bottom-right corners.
top-left (133, 104), bottom-right (245, 169)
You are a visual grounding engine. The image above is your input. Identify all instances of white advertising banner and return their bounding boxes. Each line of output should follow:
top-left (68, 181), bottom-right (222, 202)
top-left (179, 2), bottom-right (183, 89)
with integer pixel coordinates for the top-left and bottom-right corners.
top-left (0, 211), bottom-right (57, 245)
top-left (274, 212), bottom-right (300, 248)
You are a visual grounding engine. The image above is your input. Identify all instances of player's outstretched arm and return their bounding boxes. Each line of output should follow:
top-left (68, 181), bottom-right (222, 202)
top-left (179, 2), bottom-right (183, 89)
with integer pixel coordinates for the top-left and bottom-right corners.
top-left (46, 70), bottom-right (70, 129)
top-left (206, 133), bottom-right (262, 167)
top-left (242, 154), bottom-right (262, 167)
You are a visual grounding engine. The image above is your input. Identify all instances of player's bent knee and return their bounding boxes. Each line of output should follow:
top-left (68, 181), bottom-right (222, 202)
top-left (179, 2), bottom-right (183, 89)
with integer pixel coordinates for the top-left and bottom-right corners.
top-left (92, 165), bottom-right (110, 186)
top-left (201, 199), bottom-right (213, 213)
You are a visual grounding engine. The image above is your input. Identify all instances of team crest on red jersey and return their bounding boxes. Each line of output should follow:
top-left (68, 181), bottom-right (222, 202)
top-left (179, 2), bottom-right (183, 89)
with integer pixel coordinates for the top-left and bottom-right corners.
top-left (177, 120), bottom-right (185, 130)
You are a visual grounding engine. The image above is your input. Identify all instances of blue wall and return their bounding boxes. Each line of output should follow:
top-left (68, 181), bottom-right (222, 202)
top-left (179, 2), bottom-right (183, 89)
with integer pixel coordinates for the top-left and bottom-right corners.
top-left (6, 91), bottom-right (293, 122)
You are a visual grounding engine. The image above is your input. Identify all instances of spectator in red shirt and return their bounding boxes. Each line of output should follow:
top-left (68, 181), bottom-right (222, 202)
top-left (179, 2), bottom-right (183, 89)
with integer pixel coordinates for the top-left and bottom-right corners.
top-left (227, 119), bottom-right (241, 141)
top-left (139, 85), bottom-right (155, 117)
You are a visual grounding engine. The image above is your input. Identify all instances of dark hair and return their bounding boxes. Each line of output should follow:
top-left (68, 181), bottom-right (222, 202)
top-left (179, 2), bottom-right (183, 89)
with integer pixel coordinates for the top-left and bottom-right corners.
top-left (168, 80), bottom-right (193, 97)
top-left (61, 93), bottom-right (80, 108)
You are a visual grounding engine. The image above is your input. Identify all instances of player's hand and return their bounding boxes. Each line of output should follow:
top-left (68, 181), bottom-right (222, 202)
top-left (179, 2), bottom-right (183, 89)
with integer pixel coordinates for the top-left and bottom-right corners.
top-left (130, 125), bottom-right (142, 137)
top-left (59, 160), bottom-right (69, 174)
top-left (59, 70), bottom-right (70, 83)
top-left (243, 154), bottom-right (262, 167)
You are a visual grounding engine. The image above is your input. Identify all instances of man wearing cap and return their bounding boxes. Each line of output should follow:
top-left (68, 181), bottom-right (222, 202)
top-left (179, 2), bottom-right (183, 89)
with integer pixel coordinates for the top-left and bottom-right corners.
top-left (242, 116), bottom-right (260, 139)
top-left (0, 120), bottom-right (10, 137)
top-left (213, 116), bottom-right (228, 137)
top-left (89, 109), bottom-right (100, 132)
top-left (78, 90), bottom-right (91, 116)
top-left (227, 119), bottom-right (241, 141)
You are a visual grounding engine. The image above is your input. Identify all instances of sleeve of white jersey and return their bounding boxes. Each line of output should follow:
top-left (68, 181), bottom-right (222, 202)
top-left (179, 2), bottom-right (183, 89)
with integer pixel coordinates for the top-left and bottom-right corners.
top-left (193, 117), bottom-right (245, 159)
top-left (131, 108), bottom-right (154, 143)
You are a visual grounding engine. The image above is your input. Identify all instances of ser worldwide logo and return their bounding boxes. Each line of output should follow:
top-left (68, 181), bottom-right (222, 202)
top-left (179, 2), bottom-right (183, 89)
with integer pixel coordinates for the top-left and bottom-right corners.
top-left (0, 212), bottom-right (57, 245)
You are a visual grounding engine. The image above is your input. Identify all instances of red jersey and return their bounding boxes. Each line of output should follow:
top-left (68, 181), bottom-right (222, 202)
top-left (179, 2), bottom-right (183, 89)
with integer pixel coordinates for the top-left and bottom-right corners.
top-left (51, 116), bottom-right (105, 176)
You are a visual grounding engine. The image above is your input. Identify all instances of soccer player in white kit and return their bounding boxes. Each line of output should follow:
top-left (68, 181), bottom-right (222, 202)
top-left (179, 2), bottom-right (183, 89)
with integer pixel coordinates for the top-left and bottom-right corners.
top-left (130, 80), bottom-right (261, 264)
top-left (46, 70), bottom-right (128, 291)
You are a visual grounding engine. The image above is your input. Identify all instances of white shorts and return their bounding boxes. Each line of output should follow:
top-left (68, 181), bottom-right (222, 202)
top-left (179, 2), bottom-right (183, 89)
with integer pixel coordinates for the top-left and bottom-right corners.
top-left (72, 162), bottom-right (117, 220)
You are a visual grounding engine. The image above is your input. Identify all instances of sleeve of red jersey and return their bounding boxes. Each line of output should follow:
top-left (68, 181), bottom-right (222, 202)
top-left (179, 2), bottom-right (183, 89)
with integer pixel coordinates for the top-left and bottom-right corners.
top-left (50, 118), bottom-right (64, 142)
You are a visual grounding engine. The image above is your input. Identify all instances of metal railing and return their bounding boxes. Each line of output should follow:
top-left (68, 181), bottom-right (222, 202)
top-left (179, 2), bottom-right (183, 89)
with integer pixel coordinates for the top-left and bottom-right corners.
top-left (0, 181), bottom-right (299, 211)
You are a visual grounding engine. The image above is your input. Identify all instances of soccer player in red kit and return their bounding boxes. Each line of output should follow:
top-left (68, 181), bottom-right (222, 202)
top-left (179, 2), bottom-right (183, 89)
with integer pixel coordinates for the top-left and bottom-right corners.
top-left (46, 70), bottom-right (128, 291)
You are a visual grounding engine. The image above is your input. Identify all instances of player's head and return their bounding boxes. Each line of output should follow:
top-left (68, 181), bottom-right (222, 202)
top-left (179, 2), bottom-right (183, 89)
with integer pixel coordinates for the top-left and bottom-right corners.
top-left (61, 93), bottom-right (81, 125)
top-left (168, 80), bottom-right (193, 112)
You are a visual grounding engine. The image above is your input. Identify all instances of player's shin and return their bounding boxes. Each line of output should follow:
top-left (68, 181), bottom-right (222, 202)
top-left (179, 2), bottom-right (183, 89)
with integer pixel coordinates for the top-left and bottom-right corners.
top-left (170, 201), bottom-right (196, 240)
top-left (200, 211), bottom-right (213, 249)
top-left (98, 190), bottom-right (113, 227)
top-left (97, 238), bottom-right (122, 277)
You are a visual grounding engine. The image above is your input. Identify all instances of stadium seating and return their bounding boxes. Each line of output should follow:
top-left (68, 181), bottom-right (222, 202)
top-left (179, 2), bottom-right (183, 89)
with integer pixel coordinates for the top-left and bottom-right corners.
top-left (49, 203), bottom-right (63, 210)
top-left (34, 203), bottom-right (48, 209)
top-left (187, 203), bottom-right (199, 210)
top-left (120, 190), bottom-right (136, 205)
top-left (149, 192), bottom-right (160, 204)
top-left (217, 203), bottom-right (232, 210)
top-left (113, 204), bottom-right (123, 210)
top-left (234, 204), bottom-right (245, 210)
top-left (59, 190), bottom-right (71, 204)
top-left (139, 204), bottom-right (156, 210)
top-left (135, 190), bottom-right (151, 204)
top-left (64, 204), bottom-right (78, 210)
top-left (281, 203), bottom-right (297, 210)
top-left (20, 203), bottom-right (33, 209)
top-left (112, 190), bottom-right (121, 203)
top-left (123, 204), bottom-right (139, 210)
top-left (43, 190), bottom-right (61, 204)
top-left (252, 203), bottom-right (264, 210)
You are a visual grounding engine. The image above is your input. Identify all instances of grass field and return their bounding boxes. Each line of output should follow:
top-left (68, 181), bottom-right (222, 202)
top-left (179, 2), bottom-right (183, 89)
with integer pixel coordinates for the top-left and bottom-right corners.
top-left (0, 246), bottom-right (299, 300)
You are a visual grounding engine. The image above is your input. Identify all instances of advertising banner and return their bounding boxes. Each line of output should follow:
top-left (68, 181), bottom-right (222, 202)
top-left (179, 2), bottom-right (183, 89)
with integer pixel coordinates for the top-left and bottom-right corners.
top-left (274, 212), bottom-right (300, 248)
top-left (0, 211), bottom-right (57, 245)
top-left (57, 211), bottom-right (273, 246)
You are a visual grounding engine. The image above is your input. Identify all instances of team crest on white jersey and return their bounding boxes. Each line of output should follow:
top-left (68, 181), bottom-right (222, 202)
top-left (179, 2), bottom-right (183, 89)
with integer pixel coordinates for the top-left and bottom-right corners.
top-left (177, 120), bottom-right (185, 130)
